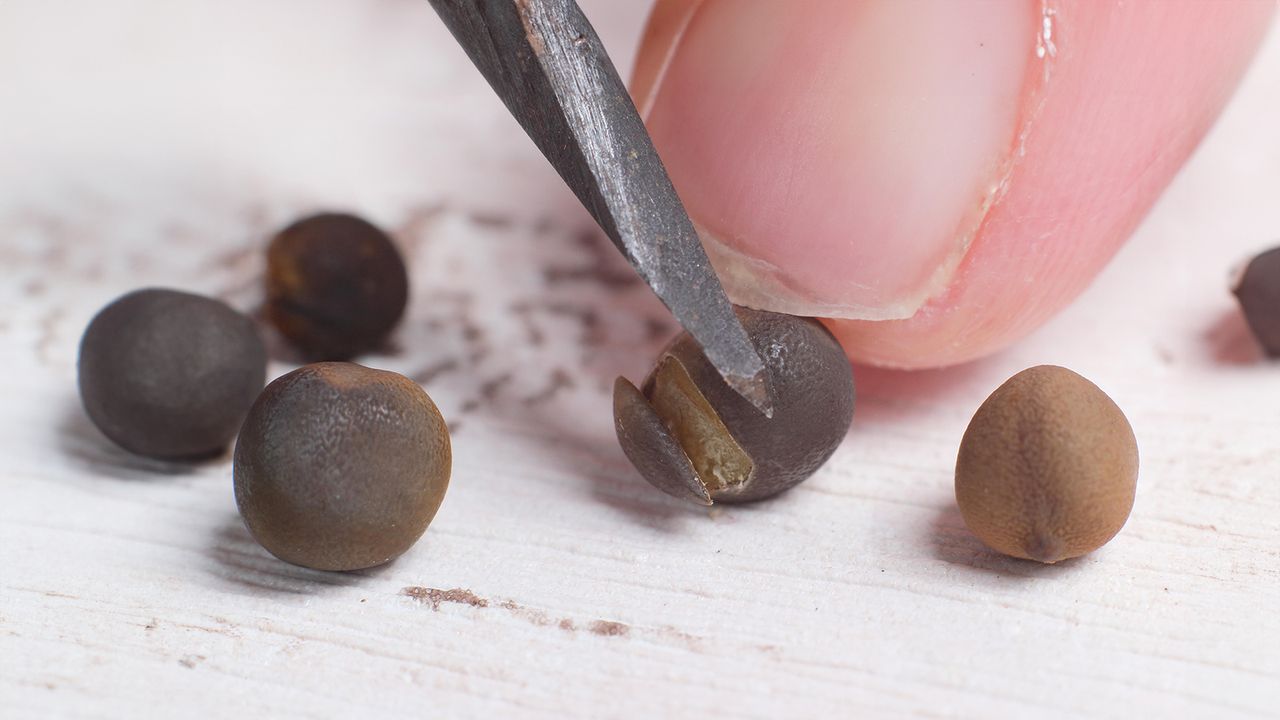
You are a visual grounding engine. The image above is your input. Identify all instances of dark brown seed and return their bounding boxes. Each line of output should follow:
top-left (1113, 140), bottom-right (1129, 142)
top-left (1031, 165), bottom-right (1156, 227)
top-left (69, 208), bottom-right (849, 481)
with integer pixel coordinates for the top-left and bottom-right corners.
top-left (614, 307), bottom-right (854, 504)
top-left (955, 365), bottom-right (1139, 563)
top-left (77, 288), bottom-right (266, 459)
top-left (1233, 246), bottom-right (1280, 356)
top-left (233, 362), bottom-right (450, 571)
top-left (265, 213), bottom-right (408, 360)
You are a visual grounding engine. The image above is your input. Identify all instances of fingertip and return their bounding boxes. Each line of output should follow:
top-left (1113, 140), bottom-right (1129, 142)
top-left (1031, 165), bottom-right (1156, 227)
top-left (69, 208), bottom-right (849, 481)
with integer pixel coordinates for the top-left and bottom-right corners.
top-left (636, 0), bottom-right (1275, 369)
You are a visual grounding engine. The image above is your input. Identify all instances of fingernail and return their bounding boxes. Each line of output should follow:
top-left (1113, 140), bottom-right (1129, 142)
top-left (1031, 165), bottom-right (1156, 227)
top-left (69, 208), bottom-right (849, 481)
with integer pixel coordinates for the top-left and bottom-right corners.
top-left (637, 0), bottom-right (1036, 319)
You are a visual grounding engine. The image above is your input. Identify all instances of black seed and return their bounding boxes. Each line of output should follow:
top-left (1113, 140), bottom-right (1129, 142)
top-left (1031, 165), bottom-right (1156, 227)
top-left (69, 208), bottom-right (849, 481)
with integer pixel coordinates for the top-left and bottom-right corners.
top-left (266, 213), bottom-right (408, 360)
top-left (1233, 246), bottom-right (1280, 357)
top-left (77, 288), bottom-right (266, 459)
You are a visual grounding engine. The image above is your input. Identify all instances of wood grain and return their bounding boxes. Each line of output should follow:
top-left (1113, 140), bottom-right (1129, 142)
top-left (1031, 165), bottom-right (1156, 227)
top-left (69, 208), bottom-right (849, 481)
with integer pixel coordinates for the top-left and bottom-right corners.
top-left (1, 2), bottom-right (1278, 718)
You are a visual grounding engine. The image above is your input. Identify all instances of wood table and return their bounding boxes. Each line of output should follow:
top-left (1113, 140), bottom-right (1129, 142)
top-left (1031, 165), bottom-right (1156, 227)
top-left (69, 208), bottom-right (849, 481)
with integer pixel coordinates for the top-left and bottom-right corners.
top-left (2, 2), bottom-right (1277, 717)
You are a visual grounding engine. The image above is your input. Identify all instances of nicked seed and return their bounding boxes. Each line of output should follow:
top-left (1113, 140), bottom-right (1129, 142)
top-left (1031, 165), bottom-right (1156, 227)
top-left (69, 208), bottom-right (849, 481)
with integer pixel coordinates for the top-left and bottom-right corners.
top-left (614, 307), bottom-right (855, 505)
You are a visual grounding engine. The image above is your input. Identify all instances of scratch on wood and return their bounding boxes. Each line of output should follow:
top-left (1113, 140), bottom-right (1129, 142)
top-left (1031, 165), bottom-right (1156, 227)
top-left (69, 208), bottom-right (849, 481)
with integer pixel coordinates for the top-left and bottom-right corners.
top-left (480, 373), bottom-right (514, 402)
top-left (214, 274), bottom-right (262, 305)
top-left (532, 216), bottom-right (557, 235)
top-left (36, 307), bottom-right (64, 366)
top-left (178, 654), bottom-right (206, 669)
top-left (208, 243), bottom-right (256, 273)
top-left (395, 202), bottom-right (446, 253)
top-left (523, 368), bottom-right (575, 406)
top-left (465, 210), bottom-right (516, 229)
top-left (541, 301), bottom-right (604, 345)
top-left (645, 316), bottom-right (674, 343)
top-left (542, 231), bottom-right (642, 290)
top-left (170, 621), bottom-right (240, 638)
top-left (461, 320), bottom-right (484, 345)
top-left (411, 358), bottom-right (460, 385)
top-left (510, 302), bottom-right (546, 347)
top-left (422, 289), bottom-right (474, 307)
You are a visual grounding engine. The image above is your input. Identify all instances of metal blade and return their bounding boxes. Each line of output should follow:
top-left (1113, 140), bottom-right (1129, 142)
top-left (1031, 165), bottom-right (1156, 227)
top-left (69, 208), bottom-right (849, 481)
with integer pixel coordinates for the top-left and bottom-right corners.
top-left (428, 0), bottom-right (773, 416)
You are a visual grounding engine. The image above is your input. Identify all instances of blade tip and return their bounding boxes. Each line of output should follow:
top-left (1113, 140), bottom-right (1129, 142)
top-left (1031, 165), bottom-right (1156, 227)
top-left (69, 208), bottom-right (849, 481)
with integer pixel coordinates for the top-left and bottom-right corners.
top-left (725, 370), bottom-right (774, 419)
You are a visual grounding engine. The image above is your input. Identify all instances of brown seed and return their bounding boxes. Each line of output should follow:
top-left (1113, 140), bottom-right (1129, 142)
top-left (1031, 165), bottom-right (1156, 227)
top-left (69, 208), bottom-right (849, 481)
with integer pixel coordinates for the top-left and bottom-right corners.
top-left (955, 365), bottom-right (1138, 563)
top-left (614, 307), bottom-right (854, 504)
top-left (265, 213), bottom-right (408, 360)
top-left (1232, 246), bottom-right (1280, 356)
top-left (233, 362), bottom-right (450, 571)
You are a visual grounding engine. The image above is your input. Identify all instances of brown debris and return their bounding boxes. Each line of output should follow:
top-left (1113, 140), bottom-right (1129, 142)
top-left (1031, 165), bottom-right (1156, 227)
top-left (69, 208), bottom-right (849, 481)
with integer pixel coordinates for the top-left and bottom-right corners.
top-left (588, 620), bottom-right (630, 637)
top-left (401, 586), bottom-right (490, 611)
top-left (465, 210), bottom-right (516, 229)
top-left (522, 368), bottom-right (575, 406)
top-left (410, 359), bottom-right (460, 385)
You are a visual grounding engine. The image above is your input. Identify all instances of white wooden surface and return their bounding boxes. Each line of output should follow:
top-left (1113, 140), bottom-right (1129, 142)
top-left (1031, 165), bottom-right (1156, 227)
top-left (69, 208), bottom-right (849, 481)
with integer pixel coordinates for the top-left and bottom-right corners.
top-left (3, 3), bottom-right (1279, 718)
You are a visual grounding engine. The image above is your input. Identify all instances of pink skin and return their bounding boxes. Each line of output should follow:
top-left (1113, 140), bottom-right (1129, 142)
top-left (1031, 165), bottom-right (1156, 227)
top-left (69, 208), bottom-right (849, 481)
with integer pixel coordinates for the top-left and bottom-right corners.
top-left (633, 0), bottom-right (1276, 368)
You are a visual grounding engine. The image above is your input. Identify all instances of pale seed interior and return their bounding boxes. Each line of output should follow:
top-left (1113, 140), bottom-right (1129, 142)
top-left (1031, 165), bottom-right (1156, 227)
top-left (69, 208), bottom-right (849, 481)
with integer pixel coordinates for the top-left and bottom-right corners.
top-left (647, 357), bottom-right (754, 493)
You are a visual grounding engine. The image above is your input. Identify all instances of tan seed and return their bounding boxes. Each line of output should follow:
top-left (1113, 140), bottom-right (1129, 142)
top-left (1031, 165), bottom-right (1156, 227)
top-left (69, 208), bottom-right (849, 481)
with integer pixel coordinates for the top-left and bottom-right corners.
top-left (955, 365), bottom-right (1138, 563)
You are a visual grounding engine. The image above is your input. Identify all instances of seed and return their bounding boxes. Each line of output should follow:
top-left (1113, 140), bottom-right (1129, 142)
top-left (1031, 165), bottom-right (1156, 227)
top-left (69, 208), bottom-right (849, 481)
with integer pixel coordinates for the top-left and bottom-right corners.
top-left (614, 308), bottom-right (854, 505)
top-left (1232, 246), bottom-right (1280, 356)
top-left (955, 365), bottom-right (1138, 563)
top-left (233, 362), bottom-right (450, 571)
top-left (77, 288), bottom-right (266, 459)
top-left (265, 213), bottom-right (408, 360)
